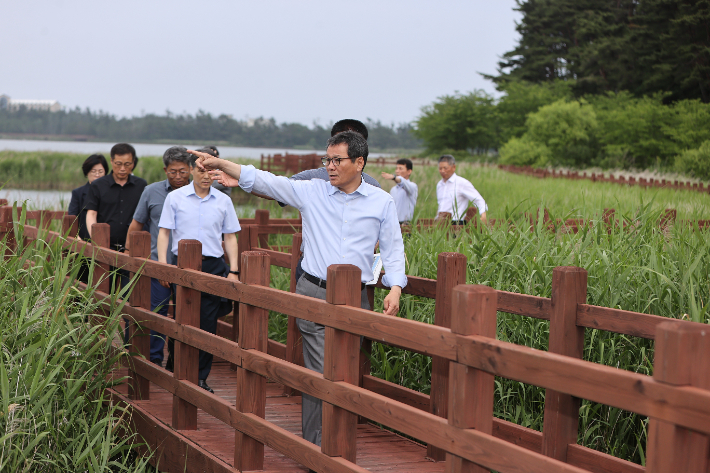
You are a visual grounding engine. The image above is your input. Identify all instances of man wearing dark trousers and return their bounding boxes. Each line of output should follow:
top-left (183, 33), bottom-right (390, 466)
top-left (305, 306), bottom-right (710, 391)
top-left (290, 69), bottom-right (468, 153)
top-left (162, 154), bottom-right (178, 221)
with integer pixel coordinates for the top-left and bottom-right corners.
top-left (85, 143), bottom-right (147, 343)
top-left (189, 131), bottom-right (406, 455)
top-left (157, 155), bottom-right (240, 393)
top-left (125, 146), bottom-right (192, 367)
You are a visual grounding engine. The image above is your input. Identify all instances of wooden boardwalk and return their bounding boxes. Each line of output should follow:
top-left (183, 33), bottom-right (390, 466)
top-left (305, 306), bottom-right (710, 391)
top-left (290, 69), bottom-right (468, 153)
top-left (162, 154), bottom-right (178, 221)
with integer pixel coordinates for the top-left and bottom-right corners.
top-left (114, 360), bottom-right (444, 472)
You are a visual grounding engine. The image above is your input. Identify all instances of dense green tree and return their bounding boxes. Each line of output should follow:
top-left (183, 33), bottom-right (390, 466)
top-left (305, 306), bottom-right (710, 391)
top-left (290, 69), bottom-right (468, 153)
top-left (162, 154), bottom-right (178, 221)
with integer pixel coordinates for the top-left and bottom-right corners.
top-left (413, 90), bottom-right (498, 154)
top-left (0, 108), bottom-right (420, 151)
top-left (496, 0), bottom-right (710, 103)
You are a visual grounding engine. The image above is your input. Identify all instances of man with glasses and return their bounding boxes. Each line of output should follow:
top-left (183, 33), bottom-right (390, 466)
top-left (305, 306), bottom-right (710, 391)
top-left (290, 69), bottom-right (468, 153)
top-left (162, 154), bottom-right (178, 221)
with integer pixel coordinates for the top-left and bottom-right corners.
top-left (188, 131), bottom-right (406, 451)
top-left (85, 143), bottom-right (148, 252)
top-left (125, 146), bottom-right (192, 367)
top-left (85, 143), bottom-right (147, 343)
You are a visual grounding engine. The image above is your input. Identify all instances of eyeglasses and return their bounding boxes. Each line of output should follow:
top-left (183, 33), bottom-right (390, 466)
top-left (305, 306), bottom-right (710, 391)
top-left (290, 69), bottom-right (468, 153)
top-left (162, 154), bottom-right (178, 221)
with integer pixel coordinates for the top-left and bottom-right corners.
top-left (88, 169), bottom-right (105, 175)
top-left (322, 156), bottom-right (354, 167)
top-left (166, 170), bottom-right (190, 177)
top-left (112, 161), bottom-right (134, 169)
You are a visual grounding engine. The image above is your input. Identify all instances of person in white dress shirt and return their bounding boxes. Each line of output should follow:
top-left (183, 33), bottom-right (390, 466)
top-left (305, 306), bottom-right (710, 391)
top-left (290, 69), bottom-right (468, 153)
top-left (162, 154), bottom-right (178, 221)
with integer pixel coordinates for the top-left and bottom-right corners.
top-left (381, 158), bottom-right (418, 224)
top-left (436, 154), bottom-right (488, 225)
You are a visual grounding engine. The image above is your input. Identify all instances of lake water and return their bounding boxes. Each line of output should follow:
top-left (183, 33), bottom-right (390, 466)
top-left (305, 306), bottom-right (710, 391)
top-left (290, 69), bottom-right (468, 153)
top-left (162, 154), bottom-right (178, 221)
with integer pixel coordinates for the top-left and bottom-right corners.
top-left (1, 188), bottom-right (72, 210)
top-left (0, 138), bottom-right (391, 159)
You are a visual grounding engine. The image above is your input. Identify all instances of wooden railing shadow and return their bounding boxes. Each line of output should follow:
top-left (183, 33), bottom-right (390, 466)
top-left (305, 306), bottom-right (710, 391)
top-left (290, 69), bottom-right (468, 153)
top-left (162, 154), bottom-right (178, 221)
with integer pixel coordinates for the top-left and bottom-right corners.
top-left (2, 204), bottom-right (710, 473)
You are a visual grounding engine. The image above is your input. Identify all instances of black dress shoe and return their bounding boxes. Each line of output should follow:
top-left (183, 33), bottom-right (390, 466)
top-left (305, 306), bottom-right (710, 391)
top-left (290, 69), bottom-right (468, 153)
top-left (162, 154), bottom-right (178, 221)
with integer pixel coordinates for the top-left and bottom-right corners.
top-left (198, 379), bottom-right (214, 394)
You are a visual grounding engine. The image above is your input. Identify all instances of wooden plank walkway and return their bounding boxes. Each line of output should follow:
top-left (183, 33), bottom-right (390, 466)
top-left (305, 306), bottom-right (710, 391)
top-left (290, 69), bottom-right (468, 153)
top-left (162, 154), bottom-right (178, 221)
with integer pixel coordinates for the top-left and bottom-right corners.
top-left (114, 360), bottom-right (444, 472)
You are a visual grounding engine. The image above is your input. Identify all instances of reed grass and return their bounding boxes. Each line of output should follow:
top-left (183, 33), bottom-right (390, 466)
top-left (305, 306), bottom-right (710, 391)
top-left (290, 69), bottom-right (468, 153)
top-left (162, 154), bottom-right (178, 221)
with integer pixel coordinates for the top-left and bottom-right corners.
top-left (254, 163), bottom-right (710, 465)
top-left (0, 211), bottom-right (154, 472)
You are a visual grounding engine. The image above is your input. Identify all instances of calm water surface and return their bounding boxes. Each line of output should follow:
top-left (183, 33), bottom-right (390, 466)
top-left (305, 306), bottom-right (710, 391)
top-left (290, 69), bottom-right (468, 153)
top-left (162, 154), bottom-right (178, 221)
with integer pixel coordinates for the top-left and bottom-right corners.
top-left (1, 189), bottom-right (72, 210)
top-left (0, 139), bottom-right (391, 159)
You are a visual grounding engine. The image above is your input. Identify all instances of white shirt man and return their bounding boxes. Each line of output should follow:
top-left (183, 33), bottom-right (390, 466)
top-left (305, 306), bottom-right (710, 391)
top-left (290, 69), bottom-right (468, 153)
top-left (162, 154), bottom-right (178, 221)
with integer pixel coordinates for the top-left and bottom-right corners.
top-left (436, 155), bottom-right (488, 224)
top-left (381, 159), bottom-right (418, 224)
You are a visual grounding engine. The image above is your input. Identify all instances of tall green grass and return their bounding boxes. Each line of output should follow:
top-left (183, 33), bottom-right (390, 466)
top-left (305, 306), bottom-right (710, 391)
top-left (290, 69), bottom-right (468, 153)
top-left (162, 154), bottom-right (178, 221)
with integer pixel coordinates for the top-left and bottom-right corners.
top-left (0, 151), bottom-right (166, 191)
top-left (0, 214), bottom-right (154, 472)
top-left (254, 164), bottom-right (710, 465)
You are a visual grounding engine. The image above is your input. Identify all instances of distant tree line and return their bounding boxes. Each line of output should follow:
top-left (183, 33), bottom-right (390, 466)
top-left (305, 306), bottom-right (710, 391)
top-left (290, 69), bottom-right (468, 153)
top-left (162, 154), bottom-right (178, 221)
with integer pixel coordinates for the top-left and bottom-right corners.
top-left (413, 0), bottom-right (710, 178)
top-left (0, 108), bottom-right (421, 151)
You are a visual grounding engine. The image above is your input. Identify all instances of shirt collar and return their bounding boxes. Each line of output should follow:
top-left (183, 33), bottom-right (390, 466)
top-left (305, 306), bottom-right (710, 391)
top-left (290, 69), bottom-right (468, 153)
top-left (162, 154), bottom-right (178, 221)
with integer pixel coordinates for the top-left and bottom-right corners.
top-left (163, 179), bottom-right (172, 191)
top-left (108, 172), bottom-right (137, 186)
top-left (187, 181), bottom-right (217, 199)
top-left (443, 172), bottom-right (458, 183)
top-left (327, 175), bottom-right (369, 197)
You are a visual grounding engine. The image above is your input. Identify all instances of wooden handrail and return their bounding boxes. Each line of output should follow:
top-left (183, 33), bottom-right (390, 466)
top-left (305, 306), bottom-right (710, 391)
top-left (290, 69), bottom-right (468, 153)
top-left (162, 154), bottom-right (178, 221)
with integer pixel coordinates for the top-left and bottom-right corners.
top-left (6, 206), bottom-right (710, 473)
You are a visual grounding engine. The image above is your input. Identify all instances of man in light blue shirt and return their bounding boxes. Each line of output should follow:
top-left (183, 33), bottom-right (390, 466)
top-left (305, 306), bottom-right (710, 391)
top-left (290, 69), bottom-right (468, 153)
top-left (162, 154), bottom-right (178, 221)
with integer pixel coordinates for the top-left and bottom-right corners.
top-left (188, 131), bottom-right (406, 448)
top-left (125, 146), bottom-right (191, 367)
top-left (157, 156), bottom-right (241, 393)
top-left (381, 158), bottom-right (418, 224)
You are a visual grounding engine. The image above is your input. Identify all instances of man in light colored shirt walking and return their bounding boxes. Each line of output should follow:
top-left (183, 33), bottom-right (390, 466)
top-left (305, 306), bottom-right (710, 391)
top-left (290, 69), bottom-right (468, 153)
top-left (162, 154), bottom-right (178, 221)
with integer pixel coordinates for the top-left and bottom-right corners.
top-left (187, 131), bottom-right (407, 451)
top-left (125, 146), bottom-right (191, 367)
top-left (436, 154), bottom-right (488, 225)
top-left (381, 158), bottom-right (418, 224)
top-left (157, 156), bottom-right (241, 394)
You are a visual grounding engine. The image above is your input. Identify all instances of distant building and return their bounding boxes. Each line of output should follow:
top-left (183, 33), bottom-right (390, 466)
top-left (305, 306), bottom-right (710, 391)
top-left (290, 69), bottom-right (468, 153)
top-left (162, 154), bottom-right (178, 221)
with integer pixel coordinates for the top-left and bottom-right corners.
top-left (0, 94), bottom-right (61, 112)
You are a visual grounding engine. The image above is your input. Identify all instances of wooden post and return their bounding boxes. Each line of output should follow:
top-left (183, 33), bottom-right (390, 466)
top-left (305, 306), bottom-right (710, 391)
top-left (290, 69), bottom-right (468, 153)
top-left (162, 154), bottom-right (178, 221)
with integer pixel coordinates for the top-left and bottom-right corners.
top-left (445, 285), bottom-right (498, 472)
top-left (129, 231), bottom-right (152, 400)
top-left (0, 206), bottom-right (15, 257)
top-left (428, 252), bottom-right (467, 461)
top-left (234, 251), bottom-right (270, 471)
top-left (322, 264), bottom-right (361, 463)
top-left (172, 239), bottom-right (202, 431)
top-left (91, 223), bottom-right (111, 294)
top-left (231, 226), bottom-right (253, 370)
top-left (284, 233), bottom-right (304, 395)
top-left (646, 321), bottom-right (710, 473)
top-left (541, 266), bottom-right (587, 461)
top-left (62, 215), bottom-right (78, 238)
top-left (255, 209), bottom-right (269, 249)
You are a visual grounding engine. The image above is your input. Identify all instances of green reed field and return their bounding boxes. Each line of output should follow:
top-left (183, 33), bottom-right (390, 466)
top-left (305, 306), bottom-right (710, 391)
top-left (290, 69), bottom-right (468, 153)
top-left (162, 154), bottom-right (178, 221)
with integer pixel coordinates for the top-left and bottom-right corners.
top-left (0, 217), bottom-right (154, 472)
top-left (262, 161), bottom-right (710, 466)
top-left (3, 151), bottom-right (709, 465)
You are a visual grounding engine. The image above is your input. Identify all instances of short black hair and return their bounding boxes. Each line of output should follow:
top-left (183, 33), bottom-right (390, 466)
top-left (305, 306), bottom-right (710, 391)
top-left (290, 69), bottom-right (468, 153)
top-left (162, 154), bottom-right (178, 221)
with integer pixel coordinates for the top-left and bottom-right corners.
top-left (203, 145), bottom-right (219, 157)
top-left (331, 119), bottom-right (368, 140)
top-left (196, 147), bottom-right (218, 158)
top-left (326, 131), bottom-right (368, 169)
top-left (110, 143), bottom-right (138, 167)
top-left (162, 146), bottom-right (191, 167)
top-left (396, 158), bottom-right (413, 171)
top-left (81, 154), bottom-right (109, 177)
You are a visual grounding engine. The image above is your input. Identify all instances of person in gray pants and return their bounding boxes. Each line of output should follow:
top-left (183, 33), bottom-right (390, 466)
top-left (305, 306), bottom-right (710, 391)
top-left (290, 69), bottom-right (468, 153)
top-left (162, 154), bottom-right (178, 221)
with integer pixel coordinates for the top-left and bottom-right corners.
top-left (188, 130), bottom-right (407, 454)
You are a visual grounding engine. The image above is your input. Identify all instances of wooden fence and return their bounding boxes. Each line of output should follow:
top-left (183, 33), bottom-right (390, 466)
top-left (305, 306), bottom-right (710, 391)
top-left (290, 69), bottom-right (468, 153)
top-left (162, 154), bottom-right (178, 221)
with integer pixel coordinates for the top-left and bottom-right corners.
top-left (500, 164), bottom-right (710, 194)
top-left (2, 205), bottom-right (710, 473)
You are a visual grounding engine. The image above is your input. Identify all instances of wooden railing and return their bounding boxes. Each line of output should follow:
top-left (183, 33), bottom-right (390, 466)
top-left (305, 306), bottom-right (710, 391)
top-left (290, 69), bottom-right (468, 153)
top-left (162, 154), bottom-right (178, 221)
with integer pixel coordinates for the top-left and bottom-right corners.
top-left (500, 164), bottom-right (710, 194)
top-left (2, 205), bottom-right (709, 473)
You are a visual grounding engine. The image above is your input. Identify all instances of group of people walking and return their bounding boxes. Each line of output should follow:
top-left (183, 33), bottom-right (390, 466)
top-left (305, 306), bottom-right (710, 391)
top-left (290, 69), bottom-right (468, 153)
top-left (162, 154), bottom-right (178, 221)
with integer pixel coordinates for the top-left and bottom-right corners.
top-left (66, 119), bottom-right (487, 464)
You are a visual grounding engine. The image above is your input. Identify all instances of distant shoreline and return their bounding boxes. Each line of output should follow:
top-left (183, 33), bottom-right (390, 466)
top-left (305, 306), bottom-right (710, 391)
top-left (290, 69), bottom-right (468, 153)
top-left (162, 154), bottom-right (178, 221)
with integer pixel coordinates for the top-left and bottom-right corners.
top-left (0, 133), bottom-right (420, 155)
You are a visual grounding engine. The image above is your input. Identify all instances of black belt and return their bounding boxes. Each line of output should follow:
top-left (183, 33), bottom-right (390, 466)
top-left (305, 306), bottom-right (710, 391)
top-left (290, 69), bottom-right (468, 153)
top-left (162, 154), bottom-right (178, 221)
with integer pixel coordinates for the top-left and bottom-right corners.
top-left (303, 272), bottom-right (366, 290)
top-left (202, 255), bottom-right (220, 261)
top-left (452, 220), bottom-right (467, 225)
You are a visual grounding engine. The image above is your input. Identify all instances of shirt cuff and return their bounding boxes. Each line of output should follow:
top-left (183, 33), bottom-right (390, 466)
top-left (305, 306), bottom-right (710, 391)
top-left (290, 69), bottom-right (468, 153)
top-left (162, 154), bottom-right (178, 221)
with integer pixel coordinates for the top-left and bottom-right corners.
top-left (382, 273), bottom-right (408, 289)
top-left (238, 165), bottom-right (256, 193)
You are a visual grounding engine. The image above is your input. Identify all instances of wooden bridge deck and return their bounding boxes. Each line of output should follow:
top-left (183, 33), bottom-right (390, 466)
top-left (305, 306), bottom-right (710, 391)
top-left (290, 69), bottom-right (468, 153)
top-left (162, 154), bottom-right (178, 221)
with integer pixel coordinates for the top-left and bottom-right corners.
top-left (114, 360), bottom-right (443, 472)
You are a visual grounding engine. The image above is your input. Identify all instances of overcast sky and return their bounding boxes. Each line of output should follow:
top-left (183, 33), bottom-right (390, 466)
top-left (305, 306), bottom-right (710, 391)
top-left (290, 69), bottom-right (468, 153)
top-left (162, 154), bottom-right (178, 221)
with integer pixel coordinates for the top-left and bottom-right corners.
top-left (2, 1), bottom-right (521, 126)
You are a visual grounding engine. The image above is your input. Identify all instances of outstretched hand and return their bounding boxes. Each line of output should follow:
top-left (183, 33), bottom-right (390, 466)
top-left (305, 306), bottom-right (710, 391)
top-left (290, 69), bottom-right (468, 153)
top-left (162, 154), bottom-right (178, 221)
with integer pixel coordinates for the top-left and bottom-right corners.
top-left (186, 149), bottom-right (221, 171)
top-left (209, 170), bottom-right (239, 187)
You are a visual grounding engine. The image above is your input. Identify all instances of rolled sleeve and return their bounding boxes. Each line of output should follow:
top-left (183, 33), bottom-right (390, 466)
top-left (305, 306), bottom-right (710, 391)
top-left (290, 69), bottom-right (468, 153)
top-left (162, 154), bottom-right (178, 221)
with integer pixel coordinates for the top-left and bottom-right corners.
top-left (238, 165), bottom-right (257, 193)
top-left (460, 181), bottom-right (488, 213)
top-left (378, 199), bottom-right (408, 289)
top-left (221, 205), bottom-right (241, 234)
